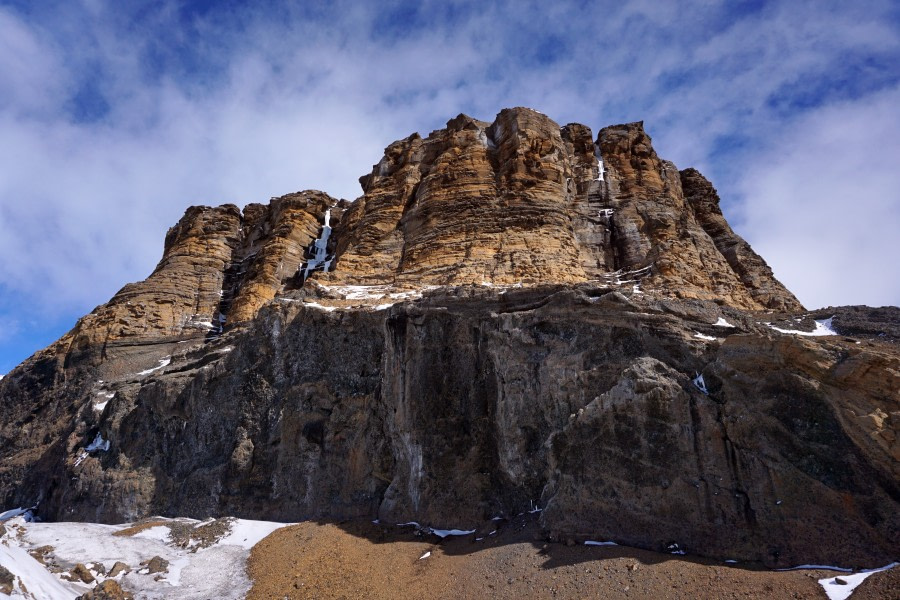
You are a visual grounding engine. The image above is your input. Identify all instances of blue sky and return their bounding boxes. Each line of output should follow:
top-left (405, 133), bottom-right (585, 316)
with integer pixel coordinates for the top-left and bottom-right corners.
top-left (1, 0), bottom-right (899, 373)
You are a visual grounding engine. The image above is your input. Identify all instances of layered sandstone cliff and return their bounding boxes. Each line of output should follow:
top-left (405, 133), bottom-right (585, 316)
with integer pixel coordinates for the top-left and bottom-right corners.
top-left (324, 108), bottom-right (802, 312)
top-left (0, 108), bottom-right (896, 570)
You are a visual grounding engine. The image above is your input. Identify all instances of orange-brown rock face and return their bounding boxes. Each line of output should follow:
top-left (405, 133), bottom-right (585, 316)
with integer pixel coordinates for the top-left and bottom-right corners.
top-left (322, 109), bottom-right (802, 311)
top-left (328, 109), bottom-right (596, 286)
top-left (679, 168), bottom-right (801, 311)
top-left (596, 122), bottom-right (804, 310)
top-left (59, 191), bottom-right (336, 367)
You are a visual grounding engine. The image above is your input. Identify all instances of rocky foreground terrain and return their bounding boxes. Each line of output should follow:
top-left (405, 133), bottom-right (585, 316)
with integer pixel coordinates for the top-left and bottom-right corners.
top-left (0, 107), bottom-right (897, 598)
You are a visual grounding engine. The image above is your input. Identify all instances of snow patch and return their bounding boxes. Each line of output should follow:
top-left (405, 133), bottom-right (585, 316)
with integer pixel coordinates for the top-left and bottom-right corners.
top-left (776, 564), bottom-right (853, 572)
top-left (219, 519), bottom-right (290, 550)
top-left (585, 540), bottom-right (618, 546)
top-left (5, 516), bottom-right (293, 600)
top-left (418, 551), bottom-right (431, 560)
top-left (769, 317), bottom-right (838, 337)
top-left (0, 533), bottom-right (82, 599)
top-left (302, 302), bottom-right (338, 312)
top-left (429, 528), bottom-right (475, 538)
top-left (714, 317), bottom-right (735, 327)
top-left (818, 562), bottom-right (899, 600)
top-left (138, 357), bottom-right (171, 376)
top-left (694, 333), bottom-right (718, 341)
top-left (0, 507), bottom-right (34, 521)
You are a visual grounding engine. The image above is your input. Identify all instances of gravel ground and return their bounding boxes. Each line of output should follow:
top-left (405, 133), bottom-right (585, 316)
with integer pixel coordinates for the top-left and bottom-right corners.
top-left (247, 513), bottom-right (897, 599)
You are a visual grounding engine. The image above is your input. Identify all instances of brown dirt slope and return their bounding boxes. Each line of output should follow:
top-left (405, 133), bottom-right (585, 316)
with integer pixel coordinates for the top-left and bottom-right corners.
top-left (247, 515), bottom-right (898, 599)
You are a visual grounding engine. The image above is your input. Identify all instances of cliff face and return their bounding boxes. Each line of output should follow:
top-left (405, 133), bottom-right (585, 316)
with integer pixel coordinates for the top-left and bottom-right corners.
top-left (326, 108), bottom-right (802, 311)
top-left (0, 108), bottom-right (896, 569)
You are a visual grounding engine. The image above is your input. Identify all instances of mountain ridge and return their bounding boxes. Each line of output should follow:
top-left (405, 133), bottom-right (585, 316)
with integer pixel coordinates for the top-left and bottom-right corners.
top-left (0, 107), bottom-right (896, 571)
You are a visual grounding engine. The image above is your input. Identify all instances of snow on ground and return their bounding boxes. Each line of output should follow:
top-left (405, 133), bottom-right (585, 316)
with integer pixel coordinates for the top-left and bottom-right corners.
top-left (218, 519), bottom-right (291, 550)
top-left (0, 536), bottom-right (83, 599)
top-left (694, 332), bottom-right (718, 341)
top-left (714, 317), bottom-right (735, 327)
top-left (429, 528), bottom-right (476, 538)
top-left (818, 562), bottom-right (899, 600)
top-left (769, 317), bottom-right (838, 337)
top-left (585, 540), bottom-right (618, 546)
top-left (0, 514), bottom-right (291, 600)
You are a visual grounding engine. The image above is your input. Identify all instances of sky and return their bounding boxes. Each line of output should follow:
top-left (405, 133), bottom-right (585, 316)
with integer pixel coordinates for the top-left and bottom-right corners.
top-left (1, 0), bottom-right (898, 373)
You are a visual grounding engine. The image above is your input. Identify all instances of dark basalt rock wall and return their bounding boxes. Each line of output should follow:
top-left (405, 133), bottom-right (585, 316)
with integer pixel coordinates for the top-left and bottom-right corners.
top-left (1, 287), bottom-right (896, 567)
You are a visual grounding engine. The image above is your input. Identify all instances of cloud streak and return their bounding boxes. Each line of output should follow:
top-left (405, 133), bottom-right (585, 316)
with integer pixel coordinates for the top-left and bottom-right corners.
top-left (1, 0), bottom-right (898, 370)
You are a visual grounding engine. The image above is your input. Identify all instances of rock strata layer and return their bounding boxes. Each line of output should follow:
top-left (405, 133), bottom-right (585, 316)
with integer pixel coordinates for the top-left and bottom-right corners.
top-left (0, 108), bottom-right (895, 572)
top-left (325, 108), bottom-right (802, 312)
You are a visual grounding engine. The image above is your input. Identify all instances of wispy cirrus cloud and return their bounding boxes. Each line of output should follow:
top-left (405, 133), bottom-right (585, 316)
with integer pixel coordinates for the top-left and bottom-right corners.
top-left (0, 0), bottom-right (898, 371)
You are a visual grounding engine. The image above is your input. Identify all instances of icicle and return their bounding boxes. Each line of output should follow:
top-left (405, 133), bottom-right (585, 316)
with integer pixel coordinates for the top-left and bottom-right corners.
top-left (594, 143), bottom-right (606, 181)
top-left (693, 373), bottom-right (708, 395)
top-left (300, 208), bottom-right (335, 281)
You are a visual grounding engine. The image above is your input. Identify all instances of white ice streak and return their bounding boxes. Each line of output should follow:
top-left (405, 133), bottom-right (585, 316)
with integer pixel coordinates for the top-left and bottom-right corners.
top-left (594, 143), bottom-right (606, 181)
top-left (596, 265), bottom-right (652, 287)
top-left (585, 540), bottom-right (618, 546)
top-left (693, 373), bottom-right (709, 395)
top-left (0, 507), bottom-right (34, 521)
top-left (769, 317), bottom-right (838, 337)
top-left (694, 333), bottom-right (718, 341)
top-left (818, 562), bottom-right (899, 600)
top-left (302, 302), bottom-right (338, 312)
top-left (85, 432), bottom-right (111, 453)
top-left (301, 208), bottom-right (334, 280)
top-left (138, 357), bottom-right (171, 376)
top-left (133, 525), bottom-right (171, 542)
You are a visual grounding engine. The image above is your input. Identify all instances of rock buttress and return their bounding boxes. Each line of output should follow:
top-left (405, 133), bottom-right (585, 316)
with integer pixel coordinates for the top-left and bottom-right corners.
top-left (680, 167), bottom-right (803, 311)
top-left (324, 110), bottom-right (799, 312)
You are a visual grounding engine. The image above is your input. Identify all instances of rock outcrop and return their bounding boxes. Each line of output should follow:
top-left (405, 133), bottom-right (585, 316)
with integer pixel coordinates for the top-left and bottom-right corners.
top-left (325, 108), bottom-right (802, 311)
top-left (0, 108), bottom-right (895, 570)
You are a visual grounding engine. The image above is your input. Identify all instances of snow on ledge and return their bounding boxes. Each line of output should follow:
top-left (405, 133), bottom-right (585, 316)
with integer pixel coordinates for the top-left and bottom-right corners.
top-left (137, 357), bottom-right (171, 376)
top-left (769, 317), bottom-right (838, 337)
top-left (714, 317), bottom-right (735, 327)
top-left (694, 332), bottom-right (718, 341)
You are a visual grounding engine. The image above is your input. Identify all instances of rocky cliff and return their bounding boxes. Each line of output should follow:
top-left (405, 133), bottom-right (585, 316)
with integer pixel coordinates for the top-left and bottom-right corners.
top-left (1, 108), bottom-right (896, 569)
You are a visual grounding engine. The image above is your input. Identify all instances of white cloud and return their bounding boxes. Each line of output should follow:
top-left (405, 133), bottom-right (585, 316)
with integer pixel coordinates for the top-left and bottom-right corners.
top-left (736, 85), bottom-right (900, 308)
